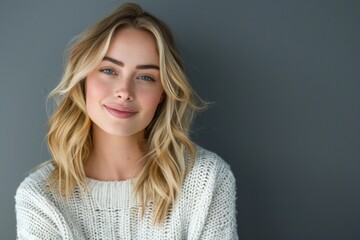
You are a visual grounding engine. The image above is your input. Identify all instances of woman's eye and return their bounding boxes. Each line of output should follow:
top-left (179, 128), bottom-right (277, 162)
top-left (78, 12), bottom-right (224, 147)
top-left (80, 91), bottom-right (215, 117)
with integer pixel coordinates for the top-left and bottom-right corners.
top-left (138, 75), bottom-right (154, 82)
top-left (100, 69), bottom-right (116, 75)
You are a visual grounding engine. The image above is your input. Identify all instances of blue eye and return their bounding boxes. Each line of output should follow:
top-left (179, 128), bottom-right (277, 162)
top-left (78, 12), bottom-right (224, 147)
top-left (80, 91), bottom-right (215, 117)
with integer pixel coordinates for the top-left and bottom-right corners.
top-left (139, 75), bottom-right (154, 82)
top-left (101, 69), bottom-right (116, 75)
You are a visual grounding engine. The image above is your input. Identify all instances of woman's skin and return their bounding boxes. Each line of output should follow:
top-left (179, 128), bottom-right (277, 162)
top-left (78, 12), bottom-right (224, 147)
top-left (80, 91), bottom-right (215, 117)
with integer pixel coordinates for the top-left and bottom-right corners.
top-left (84, 28), bottom-right (164, 181)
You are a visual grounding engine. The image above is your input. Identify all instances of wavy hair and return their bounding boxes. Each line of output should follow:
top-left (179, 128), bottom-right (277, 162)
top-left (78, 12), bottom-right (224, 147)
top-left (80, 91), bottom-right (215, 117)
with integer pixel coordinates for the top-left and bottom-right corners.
top-left (45, 3), bottom-right (206, 224)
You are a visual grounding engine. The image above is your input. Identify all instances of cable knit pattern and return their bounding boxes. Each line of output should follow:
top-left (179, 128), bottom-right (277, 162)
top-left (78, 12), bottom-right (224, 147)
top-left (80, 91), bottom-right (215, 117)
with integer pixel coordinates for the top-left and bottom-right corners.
top-left (15, 146), bottom-right (238, 239)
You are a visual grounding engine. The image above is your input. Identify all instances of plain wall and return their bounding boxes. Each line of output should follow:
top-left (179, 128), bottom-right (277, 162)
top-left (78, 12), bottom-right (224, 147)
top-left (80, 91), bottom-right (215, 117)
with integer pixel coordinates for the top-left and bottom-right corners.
top-left (1, 0), bottom-right (359, 239)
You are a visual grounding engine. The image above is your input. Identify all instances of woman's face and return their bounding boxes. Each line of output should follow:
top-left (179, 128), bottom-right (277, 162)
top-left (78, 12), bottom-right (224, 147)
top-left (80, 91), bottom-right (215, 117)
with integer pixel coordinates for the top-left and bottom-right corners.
top-left (85, 27), bottom-right (164, 138)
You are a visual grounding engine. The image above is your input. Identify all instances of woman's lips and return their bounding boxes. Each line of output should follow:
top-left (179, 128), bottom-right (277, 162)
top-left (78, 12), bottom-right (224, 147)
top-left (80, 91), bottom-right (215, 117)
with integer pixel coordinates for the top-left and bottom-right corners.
top-left (104, 104), bottom-right (137, 119)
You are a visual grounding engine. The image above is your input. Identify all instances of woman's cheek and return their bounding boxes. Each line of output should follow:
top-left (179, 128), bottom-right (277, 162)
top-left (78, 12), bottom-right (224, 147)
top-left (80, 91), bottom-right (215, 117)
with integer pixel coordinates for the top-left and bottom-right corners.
top-left (86, 77), bottom-right (110, 103)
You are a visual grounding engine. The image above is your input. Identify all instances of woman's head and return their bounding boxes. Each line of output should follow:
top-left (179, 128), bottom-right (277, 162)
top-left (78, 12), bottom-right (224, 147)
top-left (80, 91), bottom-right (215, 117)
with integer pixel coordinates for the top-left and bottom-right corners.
top-left (51, 3), bottom-right (196, 136)
top-left (47, 3), bottom-right (205, 224)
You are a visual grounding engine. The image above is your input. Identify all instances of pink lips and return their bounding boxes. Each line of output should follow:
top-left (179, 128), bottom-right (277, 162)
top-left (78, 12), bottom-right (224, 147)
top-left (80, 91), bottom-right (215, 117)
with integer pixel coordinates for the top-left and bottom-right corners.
top-left (104, 103), bottom-right (138, 119)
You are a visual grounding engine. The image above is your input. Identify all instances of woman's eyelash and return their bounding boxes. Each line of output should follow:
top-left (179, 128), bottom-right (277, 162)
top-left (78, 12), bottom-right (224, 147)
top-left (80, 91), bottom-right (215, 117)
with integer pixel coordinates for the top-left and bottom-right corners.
top-left (100, 68), bottom-right (117, 75)
top-left (138, 75), bottom-right (154, 82)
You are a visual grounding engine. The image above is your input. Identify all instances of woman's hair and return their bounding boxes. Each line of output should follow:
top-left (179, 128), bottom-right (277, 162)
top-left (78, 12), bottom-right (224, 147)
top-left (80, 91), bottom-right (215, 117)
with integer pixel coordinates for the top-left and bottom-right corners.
top-left (46, 3), bottom-right (206, 224)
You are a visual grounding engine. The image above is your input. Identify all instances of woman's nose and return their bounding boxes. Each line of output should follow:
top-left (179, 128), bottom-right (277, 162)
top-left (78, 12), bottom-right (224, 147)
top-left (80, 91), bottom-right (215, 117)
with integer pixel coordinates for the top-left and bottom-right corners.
top-left (114, 78), bottom-right (134, 101)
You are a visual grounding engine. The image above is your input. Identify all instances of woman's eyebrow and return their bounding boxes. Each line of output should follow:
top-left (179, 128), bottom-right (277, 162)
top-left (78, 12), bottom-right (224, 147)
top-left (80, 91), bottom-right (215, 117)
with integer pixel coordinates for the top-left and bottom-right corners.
top-left (103, 56), bottom-right (159, 70)
top-left (136, 64), bottom-right (159, 70)
top-left (103, 56), bottom-right (124, 66)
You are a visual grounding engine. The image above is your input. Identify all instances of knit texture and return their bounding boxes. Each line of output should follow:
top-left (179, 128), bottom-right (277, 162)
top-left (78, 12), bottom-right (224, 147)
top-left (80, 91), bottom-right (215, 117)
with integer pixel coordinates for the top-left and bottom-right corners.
top-left (15, 146), bottom-right (238, 239)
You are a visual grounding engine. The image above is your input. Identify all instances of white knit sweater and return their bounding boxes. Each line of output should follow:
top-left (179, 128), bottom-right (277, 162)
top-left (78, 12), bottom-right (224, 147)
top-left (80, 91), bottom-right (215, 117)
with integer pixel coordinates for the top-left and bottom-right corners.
top-left (15, 147), bottom-right (238, 239)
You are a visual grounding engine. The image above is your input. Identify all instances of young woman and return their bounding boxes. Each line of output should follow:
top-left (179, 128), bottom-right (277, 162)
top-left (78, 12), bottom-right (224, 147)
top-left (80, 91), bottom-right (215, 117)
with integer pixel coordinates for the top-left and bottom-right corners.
top-left (15, 3), bottom-right (237, 239)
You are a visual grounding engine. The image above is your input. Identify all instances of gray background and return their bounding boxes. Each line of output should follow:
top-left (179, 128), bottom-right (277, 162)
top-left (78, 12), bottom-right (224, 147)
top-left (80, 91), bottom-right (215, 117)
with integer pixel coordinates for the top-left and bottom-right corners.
top-left (1, 0), bottom-right (359, 239)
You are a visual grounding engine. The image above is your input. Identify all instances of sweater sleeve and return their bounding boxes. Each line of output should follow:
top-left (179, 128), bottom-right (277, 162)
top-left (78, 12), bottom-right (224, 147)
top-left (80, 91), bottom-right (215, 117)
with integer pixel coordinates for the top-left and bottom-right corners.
top-left (199, 156), bottom-right (238, 240)
top-left (15, 178), bottom-right (70, 240)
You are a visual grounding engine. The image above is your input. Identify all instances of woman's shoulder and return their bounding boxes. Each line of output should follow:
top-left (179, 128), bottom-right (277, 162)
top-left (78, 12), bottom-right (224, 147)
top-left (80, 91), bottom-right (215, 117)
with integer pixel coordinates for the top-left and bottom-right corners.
top-left (192, 145), bottom-right (234, 177)
top-left (15, 161), bottom-right (55, 200)
top-left (15, 162), bottom-right (73, 239)
top-left (185, 145), bottom-right (236, 190)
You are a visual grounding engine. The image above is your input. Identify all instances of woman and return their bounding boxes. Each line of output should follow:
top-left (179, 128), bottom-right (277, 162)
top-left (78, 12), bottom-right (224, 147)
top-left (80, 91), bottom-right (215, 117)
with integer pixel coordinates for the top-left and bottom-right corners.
top-left (15, 3), bottom-right (237, 239)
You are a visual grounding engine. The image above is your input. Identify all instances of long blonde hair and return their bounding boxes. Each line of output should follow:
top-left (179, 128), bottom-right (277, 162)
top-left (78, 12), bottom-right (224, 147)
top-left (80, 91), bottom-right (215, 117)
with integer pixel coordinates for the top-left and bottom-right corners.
top-left (46, 3), bottom-right (205, 224)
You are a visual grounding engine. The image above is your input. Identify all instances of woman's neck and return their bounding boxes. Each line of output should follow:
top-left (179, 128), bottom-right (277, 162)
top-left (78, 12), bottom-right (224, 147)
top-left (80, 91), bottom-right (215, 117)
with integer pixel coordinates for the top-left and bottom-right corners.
top-left (84, 125), bottom-right (144, 181)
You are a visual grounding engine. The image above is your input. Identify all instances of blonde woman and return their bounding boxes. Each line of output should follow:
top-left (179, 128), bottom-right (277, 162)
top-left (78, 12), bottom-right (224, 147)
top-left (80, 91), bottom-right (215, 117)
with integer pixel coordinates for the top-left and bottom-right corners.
top-left (15, 3), bottom-right (237, 239)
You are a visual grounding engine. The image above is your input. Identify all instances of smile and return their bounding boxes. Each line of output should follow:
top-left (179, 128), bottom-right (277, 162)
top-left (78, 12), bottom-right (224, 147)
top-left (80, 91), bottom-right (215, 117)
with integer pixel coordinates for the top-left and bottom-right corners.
top-left (104, 105), bottom-right (138, 119)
